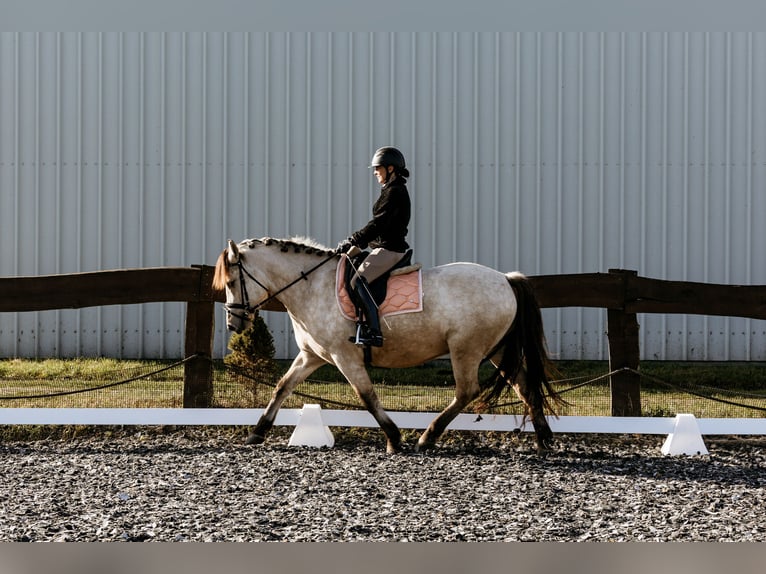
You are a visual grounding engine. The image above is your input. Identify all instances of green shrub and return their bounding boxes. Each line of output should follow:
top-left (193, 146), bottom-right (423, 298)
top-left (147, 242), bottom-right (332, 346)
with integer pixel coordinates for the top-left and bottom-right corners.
top-left (224, 315), bottom-right (278, 405)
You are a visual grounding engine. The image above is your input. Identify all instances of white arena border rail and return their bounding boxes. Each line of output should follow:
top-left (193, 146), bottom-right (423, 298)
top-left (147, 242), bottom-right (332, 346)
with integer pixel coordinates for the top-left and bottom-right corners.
top-left (1, 407), bottom-right (765, 455)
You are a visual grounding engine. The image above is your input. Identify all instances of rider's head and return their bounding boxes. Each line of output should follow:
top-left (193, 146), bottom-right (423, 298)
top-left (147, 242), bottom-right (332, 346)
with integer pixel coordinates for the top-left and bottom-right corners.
top-left (370, 146), bottom-right (409, 184)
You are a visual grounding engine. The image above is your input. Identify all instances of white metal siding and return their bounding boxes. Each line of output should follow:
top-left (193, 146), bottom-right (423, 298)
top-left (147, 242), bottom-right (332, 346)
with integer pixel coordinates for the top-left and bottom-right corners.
top-left (1, 32), bottom-right (764, 360)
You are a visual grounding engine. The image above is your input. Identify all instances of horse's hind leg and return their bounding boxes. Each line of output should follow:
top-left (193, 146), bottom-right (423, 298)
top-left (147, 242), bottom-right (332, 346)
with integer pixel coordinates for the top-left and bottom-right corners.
top-left (512, 367), bottom-right (554, 452)
top-left (415, 354), bottom-right (481, 452)
top-left (246, 350), bottom-right (325, 445)
top-left (334, 359), bottom-right (402, 454)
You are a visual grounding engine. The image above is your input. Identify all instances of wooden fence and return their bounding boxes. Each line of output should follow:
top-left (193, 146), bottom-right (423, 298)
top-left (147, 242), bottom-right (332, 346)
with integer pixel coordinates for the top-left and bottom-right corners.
top-left (529, 269), bottom-right (766, 415)
top-left (1, 266), bottom-right (764, 414)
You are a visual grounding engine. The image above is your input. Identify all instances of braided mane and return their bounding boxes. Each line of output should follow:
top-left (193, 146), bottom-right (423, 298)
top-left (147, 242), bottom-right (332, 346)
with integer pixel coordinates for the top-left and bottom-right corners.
top-left (244, 236), bottom-right (336, 257)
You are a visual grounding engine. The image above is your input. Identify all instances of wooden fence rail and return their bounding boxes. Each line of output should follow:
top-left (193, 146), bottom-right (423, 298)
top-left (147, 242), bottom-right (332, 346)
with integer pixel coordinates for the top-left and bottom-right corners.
top-left (1, 266), bottom-right (765, 414)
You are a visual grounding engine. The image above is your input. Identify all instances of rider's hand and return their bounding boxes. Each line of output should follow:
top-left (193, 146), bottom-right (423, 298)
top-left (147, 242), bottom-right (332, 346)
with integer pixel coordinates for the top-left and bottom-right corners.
top-left (336, 239), bottom-right (354, 254)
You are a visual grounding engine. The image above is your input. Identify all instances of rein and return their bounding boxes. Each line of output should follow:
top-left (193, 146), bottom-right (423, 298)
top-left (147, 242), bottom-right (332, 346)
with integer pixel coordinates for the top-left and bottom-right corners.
top-left (225, 251), bottom-right (337, 321)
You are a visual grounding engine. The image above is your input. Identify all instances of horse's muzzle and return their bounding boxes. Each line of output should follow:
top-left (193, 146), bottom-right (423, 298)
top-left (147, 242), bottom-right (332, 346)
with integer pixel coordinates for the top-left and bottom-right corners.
top-left (224, 304), bottom-right (253, 334)
top-left (226, 316), bottom-right (248, 334)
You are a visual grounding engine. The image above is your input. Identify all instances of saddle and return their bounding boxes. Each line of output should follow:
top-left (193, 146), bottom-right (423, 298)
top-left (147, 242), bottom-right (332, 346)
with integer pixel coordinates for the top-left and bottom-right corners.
top-left (345, 249), bottom-right (413, 306)
top-left (336, 249), bottom-right (423, 321)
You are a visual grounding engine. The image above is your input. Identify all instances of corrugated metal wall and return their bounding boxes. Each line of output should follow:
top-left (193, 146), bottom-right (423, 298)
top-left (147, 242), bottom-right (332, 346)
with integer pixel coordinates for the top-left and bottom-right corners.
top-left (1, 32), bottom-right (764, 360)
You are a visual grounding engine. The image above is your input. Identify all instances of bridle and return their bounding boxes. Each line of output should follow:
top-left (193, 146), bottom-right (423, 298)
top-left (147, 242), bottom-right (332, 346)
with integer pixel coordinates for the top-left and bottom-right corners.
top-left (224, 251), bottom-right (337, 325)
top-left (224, 258), bottom-right (271, 324)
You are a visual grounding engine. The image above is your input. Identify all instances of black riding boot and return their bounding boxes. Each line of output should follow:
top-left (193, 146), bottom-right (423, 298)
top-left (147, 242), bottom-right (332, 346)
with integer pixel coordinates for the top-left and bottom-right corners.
top-left (350, 277), bottom-right (384, 347)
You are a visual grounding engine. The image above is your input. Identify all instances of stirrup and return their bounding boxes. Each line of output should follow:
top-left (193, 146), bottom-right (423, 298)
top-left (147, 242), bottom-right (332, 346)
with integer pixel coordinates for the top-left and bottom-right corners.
top-left (349, 324), bottom-right (383, 347)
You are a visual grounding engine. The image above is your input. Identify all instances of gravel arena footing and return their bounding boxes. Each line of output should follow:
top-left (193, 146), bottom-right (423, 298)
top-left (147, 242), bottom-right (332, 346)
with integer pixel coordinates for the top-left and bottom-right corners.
top-left (0, 426), bottom-right (764, 542)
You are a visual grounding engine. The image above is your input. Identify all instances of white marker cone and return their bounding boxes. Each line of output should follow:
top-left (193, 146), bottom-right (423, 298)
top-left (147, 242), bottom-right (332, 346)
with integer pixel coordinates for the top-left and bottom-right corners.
top-left (288, 404), bottom-right (335, 448)
top-left (661, 413), bottom-right (708, 456)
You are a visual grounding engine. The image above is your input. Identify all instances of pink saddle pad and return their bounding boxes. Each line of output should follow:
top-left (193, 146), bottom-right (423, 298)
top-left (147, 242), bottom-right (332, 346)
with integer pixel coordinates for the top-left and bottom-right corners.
top-left (336, 257), bottom-right (423, 321)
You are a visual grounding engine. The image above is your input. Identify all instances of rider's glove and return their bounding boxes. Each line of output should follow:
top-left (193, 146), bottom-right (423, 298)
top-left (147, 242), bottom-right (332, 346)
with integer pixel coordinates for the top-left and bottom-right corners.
top-left (336, 238), bottom-right (354, 254)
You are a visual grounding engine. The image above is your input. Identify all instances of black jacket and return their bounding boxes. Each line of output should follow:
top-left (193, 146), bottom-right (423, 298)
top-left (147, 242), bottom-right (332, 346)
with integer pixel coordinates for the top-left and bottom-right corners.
top-left (350, 179), bottom-right (411, 252)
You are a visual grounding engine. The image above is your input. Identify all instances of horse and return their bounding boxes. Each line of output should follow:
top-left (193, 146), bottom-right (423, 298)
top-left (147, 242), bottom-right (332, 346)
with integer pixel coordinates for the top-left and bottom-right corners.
top-left (212, 236), bottom-right (562, 454)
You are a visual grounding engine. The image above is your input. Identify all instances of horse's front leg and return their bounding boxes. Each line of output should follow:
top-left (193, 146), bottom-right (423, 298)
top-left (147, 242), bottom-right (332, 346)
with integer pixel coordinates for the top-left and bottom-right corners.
top-left (246, 350), bottom-right (325, 445)
top-left (334, 357), bottom-right (402, 454)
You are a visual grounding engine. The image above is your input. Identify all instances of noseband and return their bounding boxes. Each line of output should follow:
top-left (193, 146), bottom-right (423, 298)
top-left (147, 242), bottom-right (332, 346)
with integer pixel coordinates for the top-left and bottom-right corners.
top-left (224, 252), bottom-right (337, 324)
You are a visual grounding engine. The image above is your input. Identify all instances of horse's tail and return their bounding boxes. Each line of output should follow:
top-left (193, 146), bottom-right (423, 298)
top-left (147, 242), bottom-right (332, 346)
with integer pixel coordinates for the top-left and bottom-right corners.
top-left (478, 272), bottom-right (563, 416)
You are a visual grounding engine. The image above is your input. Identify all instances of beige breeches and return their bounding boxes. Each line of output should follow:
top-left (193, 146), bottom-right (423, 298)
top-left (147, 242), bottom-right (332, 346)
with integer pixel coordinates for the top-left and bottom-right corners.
top-left (350, 248), bottom-right (406, 289)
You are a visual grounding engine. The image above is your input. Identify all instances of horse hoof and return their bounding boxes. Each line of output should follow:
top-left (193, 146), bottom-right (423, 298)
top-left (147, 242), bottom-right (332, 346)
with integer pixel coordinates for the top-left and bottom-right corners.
top-left (386, 442), bottom-right (403, 454)
top-left (245, 433), bottom-right (265, 445)
top-left (414, 441), bottom-right (433, 454)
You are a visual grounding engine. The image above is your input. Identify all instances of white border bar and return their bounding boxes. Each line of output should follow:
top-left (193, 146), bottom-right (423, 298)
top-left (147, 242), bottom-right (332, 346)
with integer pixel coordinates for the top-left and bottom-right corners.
top-left (0, 408), bottom-right (764, 435)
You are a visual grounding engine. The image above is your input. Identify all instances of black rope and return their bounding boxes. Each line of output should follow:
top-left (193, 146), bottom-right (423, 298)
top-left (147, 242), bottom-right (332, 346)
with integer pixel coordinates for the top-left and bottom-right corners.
top-left (488, 366), bottom-right (766, 414)
top-left (7, 356), bottom-right (763, 416)
top-left (227, 365), bottom-right (626, 412)
top-left (227, 365), bottom-right (361, 410)
top-left (0, 355), bottom-right (199, 401)
top-left (622, 367), bottom-right (766, 414)
top-left (229, 363), bottom-right (766, 415)
top-left (488, 370), bottom-right (621, 410)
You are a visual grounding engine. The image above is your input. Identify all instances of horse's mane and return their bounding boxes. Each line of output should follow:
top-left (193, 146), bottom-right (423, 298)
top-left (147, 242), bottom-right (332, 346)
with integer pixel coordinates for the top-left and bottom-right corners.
top-left (213, 236), bottom-right (336, 291)
top-left (250, 236), bottom-right (336, 256)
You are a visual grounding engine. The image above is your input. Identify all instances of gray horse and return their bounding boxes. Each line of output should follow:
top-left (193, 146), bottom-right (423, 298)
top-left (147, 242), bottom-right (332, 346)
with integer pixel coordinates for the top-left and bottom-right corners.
top-left (213, 237), bottom-right (562, 454)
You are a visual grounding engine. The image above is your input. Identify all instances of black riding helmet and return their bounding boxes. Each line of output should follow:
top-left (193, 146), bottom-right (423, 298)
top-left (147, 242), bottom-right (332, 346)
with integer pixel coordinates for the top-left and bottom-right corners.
top-left (369, 146), bottom-right (410, 178)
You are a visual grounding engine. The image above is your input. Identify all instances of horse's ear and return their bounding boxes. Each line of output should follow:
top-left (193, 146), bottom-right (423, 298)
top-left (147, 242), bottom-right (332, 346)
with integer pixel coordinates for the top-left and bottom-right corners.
top-left (227, 239), bottom-right (240, 265)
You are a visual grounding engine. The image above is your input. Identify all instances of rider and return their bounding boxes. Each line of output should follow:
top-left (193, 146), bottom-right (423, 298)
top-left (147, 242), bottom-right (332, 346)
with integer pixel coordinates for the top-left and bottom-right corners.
top-left (336, 146), bottom-right (412, 347)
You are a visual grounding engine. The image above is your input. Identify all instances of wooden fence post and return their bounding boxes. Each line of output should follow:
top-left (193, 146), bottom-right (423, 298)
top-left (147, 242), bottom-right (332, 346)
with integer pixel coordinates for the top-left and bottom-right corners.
top-left (183, 265), bottom-right (216, 408)
top-left (607, 269), bottom-right (642, 416)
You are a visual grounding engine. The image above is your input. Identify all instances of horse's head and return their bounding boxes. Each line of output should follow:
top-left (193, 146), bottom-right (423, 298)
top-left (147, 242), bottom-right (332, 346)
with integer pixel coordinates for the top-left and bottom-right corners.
top-left (213, 239), bottom-right (268, 333)
top-left (214, 235), bottom-right (338, 333)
